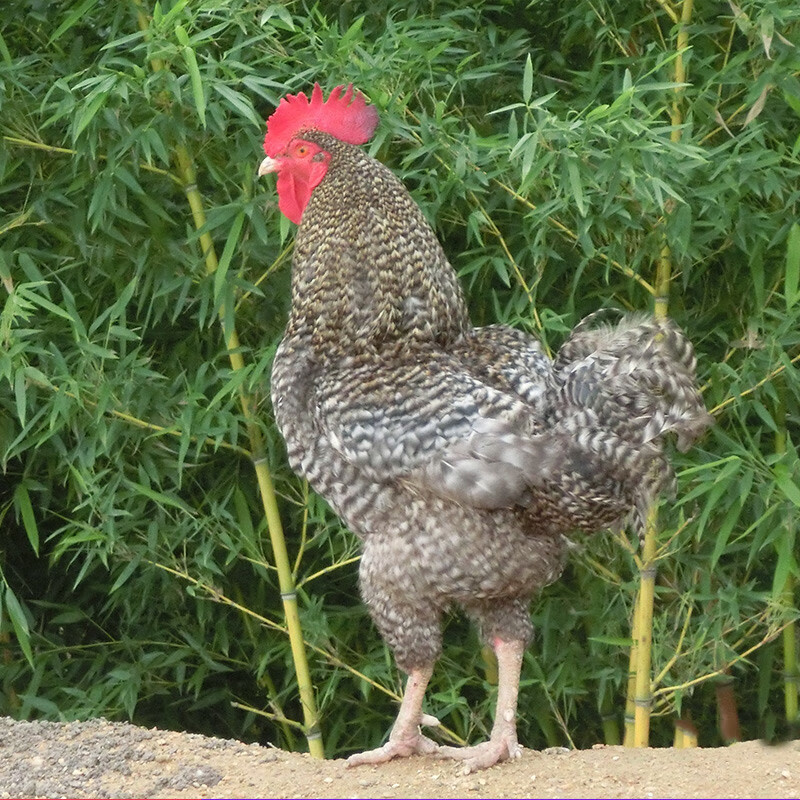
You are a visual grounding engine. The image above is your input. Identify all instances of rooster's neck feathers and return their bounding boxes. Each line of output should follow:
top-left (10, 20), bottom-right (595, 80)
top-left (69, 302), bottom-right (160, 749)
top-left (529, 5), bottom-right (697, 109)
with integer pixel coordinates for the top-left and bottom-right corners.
top-left (285, 131), bottom-right (470, 358)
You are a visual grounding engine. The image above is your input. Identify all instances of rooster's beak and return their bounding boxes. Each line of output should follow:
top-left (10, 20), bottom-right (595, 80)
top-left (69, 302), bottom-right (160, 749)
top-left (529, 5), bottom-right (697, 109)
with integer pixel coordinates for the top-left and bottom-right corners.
top-left (258, 156), bottom-right (280, 177)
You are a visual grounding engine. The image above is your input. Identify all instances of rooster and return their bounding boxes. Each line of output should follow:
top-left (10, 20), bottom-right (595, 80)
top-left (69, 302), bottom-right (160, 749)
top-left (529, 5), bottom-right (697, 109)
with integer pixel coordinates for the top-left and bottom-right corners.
top-left (258, 84), bottom-right (711, 771)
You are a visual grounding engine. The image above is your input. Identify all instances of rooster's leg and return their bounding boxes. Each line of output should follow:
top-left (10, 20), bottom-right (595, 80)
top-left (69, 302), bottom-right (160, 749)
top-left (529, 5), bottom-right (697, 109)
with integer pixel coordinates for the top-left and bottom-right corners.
top-left (438, 637), bottom-right (524, 772)
top-left (347, 664), bottom-right (439, 765)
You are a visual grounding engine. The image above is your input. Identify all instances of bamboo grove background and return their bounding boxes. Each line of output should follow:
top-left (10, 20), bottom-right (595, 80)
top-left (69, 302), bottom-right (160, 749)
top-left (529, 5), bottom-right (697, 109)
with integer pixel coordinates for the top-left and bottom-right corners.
top-left (1, 0), bottom-right (799, 756)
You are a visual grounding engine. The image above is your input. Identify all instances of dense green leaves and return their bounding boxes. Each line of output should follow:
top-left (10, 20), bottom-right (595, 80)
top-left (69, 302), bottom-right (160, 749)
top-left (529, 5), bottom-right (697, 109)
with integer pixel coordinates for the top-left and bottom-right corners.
top-left (1, 0), bottom-right (799, 753)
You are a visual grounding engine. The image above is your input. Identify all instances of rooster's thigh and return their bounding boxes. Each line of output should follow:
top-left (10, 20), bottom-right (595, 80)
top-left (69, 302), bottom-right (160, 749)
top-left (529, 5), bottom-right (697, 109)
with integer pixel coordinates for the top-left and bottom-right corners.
top-left (461, 597), bottom-right (534, 648)
top-left (358, 535), bottom-right (445, 672)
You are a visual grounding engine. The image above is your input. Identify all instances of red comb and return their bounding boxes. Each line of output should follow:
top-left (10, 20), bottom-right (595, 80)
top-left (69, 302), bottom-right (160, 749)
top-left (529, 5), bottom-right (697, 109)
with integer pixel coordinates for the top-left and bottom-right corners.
top-left (263, 84), bottom-right (379, 157)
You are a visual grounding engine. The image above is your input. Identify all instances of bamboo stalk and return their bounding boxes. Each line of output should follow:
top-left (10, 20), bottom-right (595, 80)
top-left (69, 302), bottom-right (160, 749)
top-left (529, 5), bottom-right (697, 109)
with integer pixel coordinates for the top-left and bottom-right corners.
top-left (674, 718), bottom-right (698, 747)
top-left (2, 135), bottom-right (180, 183)
top-left (600, 693), bottom-right (621, 745)
top-left (627, 188), bottom-right (673, 753)
top-left (625, 0), bottom-right (694, 749)
top-left (783, 574), bottom-right (799, 729)
top-left (624, 211), bottom-right (668, 753)
top-left (132, 3), bottom-right (323, 757)
top-left (673, 725), bottom-right (682, 748)
top-left (233, 581), bottom-right (298, 751)
top-left (631, 506), bottom-right (658, 747)
top-left (623, 632), bottom-right (638, 746)
top-left (774, 383), bottom-right (799, 730)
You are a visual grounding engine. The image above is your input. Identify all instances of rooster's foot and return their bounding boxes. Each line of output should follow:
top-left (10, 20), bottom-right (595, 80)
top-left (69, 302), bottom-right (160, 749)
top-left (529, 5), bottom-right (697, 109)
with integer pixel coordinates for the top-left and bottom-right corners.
top-left (438, 734), bottom-right (521, 773)
top-left (347, 731), bottom-right (439, 766)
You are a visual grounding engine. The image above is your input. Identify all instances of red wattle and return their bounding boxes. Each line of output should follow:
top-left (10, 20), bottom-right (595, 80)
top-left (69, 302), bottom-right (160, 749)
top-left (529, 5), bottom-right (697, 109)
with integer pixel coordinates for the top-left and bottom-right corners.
top-left (276, 160), bottom-right (330, 224)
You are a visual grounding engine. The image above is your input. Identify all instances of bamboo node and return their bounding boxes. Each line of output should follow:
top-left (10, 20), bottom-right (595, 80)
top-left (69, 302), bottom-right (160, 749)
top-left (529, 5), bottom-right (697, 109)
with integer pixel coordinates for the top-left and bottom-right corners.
top-left (639, 565), bottom-right (657, 580)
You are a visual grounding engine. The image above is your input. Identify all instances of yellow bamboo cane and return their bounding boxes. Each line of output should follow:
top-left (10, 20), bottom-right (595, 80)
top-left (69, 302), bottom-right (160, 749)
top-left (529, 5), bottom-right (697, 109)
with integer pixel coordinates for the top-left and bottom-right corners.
top-left (775, 386), bottom-right (799, 730)
top-left (631, 507), bottom-right (659, 746)
top-left (782, 574), bottom-right (799, 729)
top-left (626, 0), bottom-right (694, 748)
top-left (623, 635), bottom-right (638, 746)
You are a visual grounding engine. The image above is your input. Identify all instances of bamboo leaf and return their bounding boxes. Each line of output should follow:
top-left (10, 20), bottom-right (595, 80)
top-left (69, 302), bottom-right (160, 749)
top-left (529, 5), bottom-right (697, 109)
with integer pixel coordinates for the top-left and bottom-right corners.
top-left (523, 53), bottom-right (533, 104)
top-left (49, 0), bottom-right (100, 43)
top-left (25, 288), bottom-right (75, 322)
top-left (709, 501), bottom-right (745, 570)
top-left (772, 530), bottom-right (798, 596)
top-left (527, 93), bottom-right (557, 110)
top-left (743, 84), bottom-right (772, 127)
top-left (759, 12), bottom-right (774, 60)
top-left (3, 586), bottom-right (33, 666)
top-left (0, 30), bottom-right (12, 65)
top-left (110, 558), bottom-right (141, 593)
top-left (622, 68), bottom-right (633, 93)
top-left (14, 369), bottom-right (26, 427)
top-left (73, 91), bottom-right (107, 140)
top-left (161, 0), bottom-right (191, 27)
top-left (214, 83), bottom-right (262, 127)
top-left (89, 278), bottom-right (138, 335)
top-left (214, 211), bottom-right (245, 303)
top-left (565, 157), bottom-right (586, 216)
top-left (773, 463), bottom-right (800, 507)
top-left (177, 25), bottom-right (206, 128)
top-left (125, 481), bottom-right (194, 514)
top-left (260, 4), bottom-right (296, 30)
top-left (13, 483), bottom-right (39, 556)
top-left (174, 23), bottom-right (190, 46)
top-left (728, 0), bottom-right (752, 35)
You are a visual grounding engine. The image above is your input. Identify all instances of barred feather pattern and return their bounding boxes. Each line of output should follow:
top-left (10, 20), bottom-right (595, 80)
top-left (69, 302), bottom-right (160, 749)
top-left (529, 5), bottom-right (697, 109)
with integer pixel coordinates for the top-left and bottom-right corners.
top-left (270, 132), bottom-right (712, 670)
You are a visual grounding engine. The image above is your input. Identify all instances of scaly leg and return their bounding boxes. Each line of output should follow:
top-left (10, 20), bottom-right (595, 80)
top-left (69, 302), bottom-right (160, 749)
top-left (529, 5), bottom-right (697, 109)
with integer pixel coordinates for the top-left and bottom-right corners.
top-left (347, 665), bottom-right (440, 766)
top-left (439, 638), bottom-right (525, 772)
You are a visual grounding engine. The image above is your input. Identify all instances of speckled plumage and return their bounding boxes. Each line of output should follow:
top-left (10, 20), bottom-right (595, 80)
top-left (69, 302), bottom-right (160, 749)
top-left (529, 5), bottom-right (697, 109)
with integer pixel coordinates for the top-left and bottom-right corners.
top-left (270, 131), bottom-right (711, 678)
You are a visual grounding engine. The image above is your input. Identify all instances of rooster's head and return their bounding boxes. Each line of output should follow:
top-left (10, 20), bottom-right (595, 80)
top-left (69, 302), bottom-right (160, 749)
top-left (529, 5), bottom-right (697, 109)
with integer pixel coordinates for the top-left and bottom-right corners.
top-left (258, 84), bottom-right (378, 224)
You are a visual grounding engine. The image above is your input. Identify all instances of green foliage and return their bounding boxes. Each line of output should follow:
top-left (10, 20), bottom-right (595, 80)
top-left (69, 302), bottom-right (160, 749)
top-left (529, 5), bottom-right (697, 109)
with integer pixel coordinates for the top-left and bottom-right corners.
top-left (1, 0), bottom-right (799, 753)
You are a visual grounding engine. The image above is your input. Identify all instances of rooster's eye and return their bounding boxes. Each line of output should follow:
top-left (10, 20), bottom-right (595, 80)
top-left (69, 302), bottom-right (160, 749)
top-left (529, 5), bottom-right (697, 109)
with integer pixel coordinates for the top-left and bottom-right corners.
top-left (296, 145), bottom-right (308, 156)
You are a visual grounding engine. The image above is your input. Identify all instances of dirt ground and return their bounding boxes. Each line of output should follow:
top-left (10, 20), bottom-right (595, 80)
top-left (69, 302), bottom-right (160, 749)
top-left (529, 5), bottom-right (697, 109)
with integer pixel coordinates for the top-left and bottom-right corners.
top-left (0, 717), bottom-right (798, 799)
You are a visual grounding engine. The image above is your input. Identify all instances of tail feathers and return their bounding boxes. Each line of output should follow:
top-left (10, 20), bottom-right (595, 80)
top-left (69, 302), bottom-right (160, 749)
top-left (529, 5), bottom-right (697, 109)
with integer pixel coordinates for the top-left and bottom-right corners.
top-left (554, 311), bottom-right (713, 453)
top-left (551, 410), bottom-right (674, 535)
top-left (550, 311), bottom-right (712, 534)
